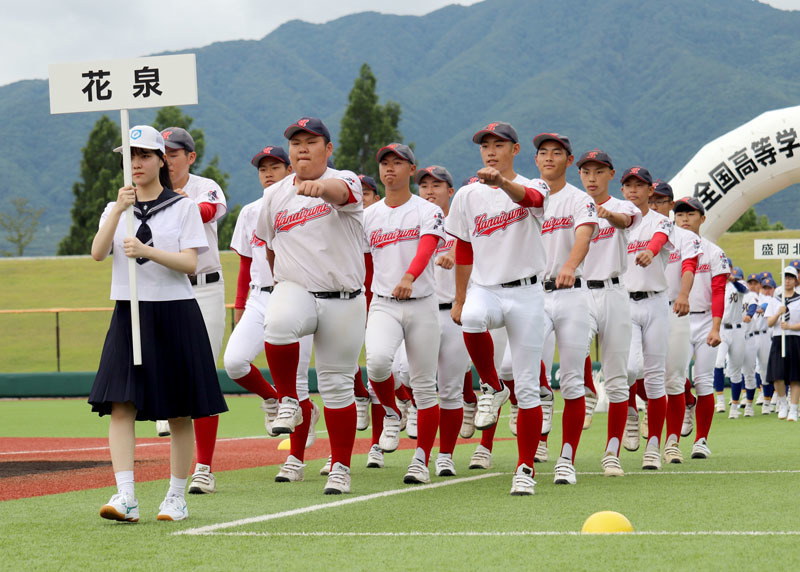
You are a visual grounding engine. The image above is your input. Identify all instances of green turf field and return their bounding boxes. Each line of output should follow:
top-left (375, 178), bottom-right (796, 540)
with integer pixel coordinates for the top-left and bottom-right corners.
top-left (2, 394), bottom-right (799, 571)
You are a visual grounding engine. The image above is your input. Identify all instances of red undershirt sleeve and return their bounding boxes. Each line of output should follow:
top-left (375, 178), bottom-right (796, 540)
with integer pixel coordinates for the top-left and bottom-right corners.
top-left (681, 256), bottom-right (698, 275)
top-left (199, 202), bottom-right (216, 223)
top-left (455, 238), bottom-right (474, 265)
top-left (364, 253), bottom-right (374, 310)
top-left (405, 234), bottom-right (439, 279)
top-left (711, 274), bottom-right (727, 318)
top-left (516, 187), bottom-right (545, 208)
top-left (646, 232), bottom-right (669, 256)
top-left (235, 256), bottom-right (252, 309)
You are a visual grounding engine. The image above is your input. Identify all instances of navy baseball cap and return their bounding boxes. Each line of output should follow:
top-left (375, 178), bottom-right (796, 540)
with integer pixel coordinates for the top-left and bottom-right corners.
top-left (732, 267), bottom-right (744, 280)
top-left (790, 260), bottom-right (800, 270)
top-left (760, 271), bottom-right (774, 281)
top-left (376, 143), bottom-right (415, 164)
top-left (462, 175), bottom-right (481, 187)
top-left (251, 145), bottom-right (290, 168)
top-left (762, 277), bottom-right (776, 288)
top-left (673, 196), bottom-right (706, 215)
top-left (473, 122), bottom-right (519, 144)
top-left (415, 165), bottom-right (454, 187)
top-left (652, 179), bottom-right (674, 200)
top-left (620, 166), bottom-right (653, 185)
top-left (358, 175), bottom-right (377, 191)
top-left (747, 273), bottom-right (760, 283)
top-left (161, 127), bottom-right (195, 152)
top-left (284, 117), bottom-right (331, 141)
top-left (576, 149), bottom-right (613, 170)
top-left (533, 132), bottom-right (573, 155)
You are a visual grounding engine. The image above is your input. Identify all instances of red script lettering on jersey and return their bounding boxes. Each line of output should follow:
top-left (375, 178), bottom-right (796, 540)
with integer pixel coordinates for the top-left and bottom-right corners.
top-left (541, 215), bottom-right (574, 235)
top-left (370, 226), bottom-right (421, 249)
top-left (627, 239), bottom-right (650, 254)
top-left (591, 226), bottom-right (616, 243)
top-left (249, 231), bottom-right (266, 248)
top-left (274, 204), bottom-right (333, 233)
top-left (473, 208), bottom-right (529, 237)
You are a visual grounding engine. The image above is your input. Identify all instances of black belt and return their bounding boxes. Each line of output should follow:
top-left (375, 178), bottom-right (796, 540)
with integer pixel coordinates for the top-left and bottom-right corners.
top-left (690, 310), bottom-right (707, 315)
top-left (723, 323), bottom-right (742, 329)
top-left (762, 330), bottom-right (767, 334)
top-left (543, 277), bottom-right (581, 293)
top-left (587, 277), bottom-right (620, 289)
top-left (189, 271), bottom-right (220, 286)
top-left (629, 290), bottom-right (656, 301)
top-left (753, 331), bottom-right (760, 336)
top-left (259, 286), bottom-right (273, 293)
top-left (311, 289), bottom-right (362, 300)
top-left (501, 275), bottom-right (538, 288)
top-left (439, 303), bottom-right (453, 311)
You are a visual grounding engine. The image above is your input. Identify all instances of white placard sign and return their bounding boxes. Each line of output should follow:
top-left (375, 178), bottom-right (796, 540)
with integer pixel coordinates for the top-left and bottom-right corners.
top-left (753, 239), bottom-right (800, 260)
top-left (49, 54), bottom-right (197, 114)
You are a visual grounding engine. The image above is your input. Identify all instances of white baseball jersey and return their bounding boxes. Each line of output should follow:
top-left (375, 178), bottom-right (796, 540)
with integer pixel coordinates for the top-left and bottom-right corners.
top-left (743, 290), bottom-right (759, 335)
top-left (434, 226), bottom-right (457, 304)
top-left (363, 194), bottom-right (446, 298)
top-left (767, 291), bottom-right (800, 337)
top-left (541, 183), bottom-right (599, 279)
top-left (665, 225), bottom-right (704, 302)
top-left (624, 209), bottom-right (674, 293)
top-left (183, 174), bottom-right (227, 275)
top-left (688, 237), bottom-right (729, 312)
top-left (445, 175), bottom-right (550, 286)
top-left (583, 196), bottom-right (641, 281)
top-left (256, 168), bottom-right (364, 292)
top-left (757, 292), bottom-right (773, 332)
top-left (230, 197), bottom-right (272, 288)
top-left (722, 281), bottom-right (745, 325)
top-left (100, 198), bottom-right (208, 301)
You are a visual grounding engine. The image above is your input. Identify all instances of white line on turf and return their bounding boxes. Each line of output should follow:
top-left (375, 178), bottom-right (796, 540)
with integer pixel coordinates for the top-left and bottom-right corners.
top-left (184, 530), bottom-right (800, 537)
top-left (0, 435), bottom-right (270, 456)
top-left (175, 472), bottom-right (505, 536)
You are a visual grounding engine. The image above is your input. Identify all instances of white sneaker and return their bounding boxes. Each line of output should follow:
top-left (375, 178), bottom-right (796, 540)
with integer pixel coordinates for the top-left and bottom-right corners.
top-left (510, 464), bottom-right (536, 496)
top-left (770, 393), bottom-right (778, 406)
top-left (379, 415), bottom-right (402, 452)
top-left (468, 444), bottom-right (492, 469)
top-left (681, 403), bottom-right (695, 437)
top-left (435, 454), bottom-right (457, 477)
top-left (642, 444), bottom-right (662, 470)
top-left (324, 462), bottom-right (351, 495)
top-left (460, 402), bottom-right (477, 438)
top-left (755, 391), bottom-right (764, 405)
top-left (403, 459), bottom-right (430, 484)
top-left (584, 392), bottom-right (598, 430)
top-left (100, 493), bottom-right (139, 523)
top-left (663, 440), bottom-right (683, 464)
top-left (157, 494), bottom-right (188, 522)
top-left (777, 398), bottom-right (789, 420)
top-left (272, 397), bottom-right (303, 434)
top-left (728, 403), bottom-right (740, 419)
top-left (261, 398), bottom-right (279, 437)
top-left (366, 444), bottom-right (385, 468)
top-left (623, 413), bottom-right (640, 451)
top-left (744, 403), bottom-right (755, 417)
top-left (188, 464), bottom-right (215, 494)
top-left (508, 403), bottom-right (519, 436)
top-left (553, 456), bottom-right (577, 485)
top-left (601, 452), bottom-right (624, 477)
top-left (397, 399), bottom-right (410, 431)
top-left (355, 397), bottom-right (370, 431)
top-left (715, 395), bottom-right (726, 413)
top-left (320, 455), bottom-right (332, 476)
top-left (305, 401), bottom-right (321, 448)
top-left (156, 420), bottom-right (170, 437)
top-left (691, 437), bottom-right (712, 459)
top-left (540, 392), bottom-right (554, 435)
top-left (787, 406), bottom-right (798, 422)
top-left (275, 455), bottom-right (305, 482)
top-left (534, 441), bottom-right (549, 463)
top-left (762, 401), bottom-right (773, 415)
top-left (406, 405), bottom-right (418, 439)
top-left (474, 383), bottom-right (510, 430)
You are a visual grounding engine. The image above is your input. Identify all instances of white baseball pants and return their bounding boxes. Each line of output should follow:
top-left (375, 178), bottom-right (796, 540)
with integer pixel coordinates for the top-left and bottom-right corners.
top-left (627, 291), bottom-right (669, 400)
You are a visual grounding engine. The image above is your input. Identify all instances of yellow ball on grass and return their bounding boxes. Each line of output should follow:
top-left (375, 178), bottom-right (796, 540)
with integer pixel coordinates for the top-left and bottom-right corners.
top-left (581, 511), bottom-right (634, 534)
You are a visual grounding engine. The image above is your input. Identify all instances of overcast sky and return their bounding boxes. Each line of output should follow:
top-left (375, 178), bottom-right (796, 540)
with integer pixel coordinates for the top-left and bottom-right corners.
top-left (1, 0), bottom-right (795, 87)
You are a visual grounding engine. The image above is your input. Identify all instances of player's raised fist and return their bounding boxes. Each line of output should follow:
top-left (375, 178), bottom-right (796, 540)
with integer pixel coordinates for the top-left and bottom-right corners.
top-left (477, 167), bottom-right (503, 187)
top-left (596, 205), bottom-right (612, 220)
top-left (635, 250), bottom-right (654, 267)
top-left (297, 180), bottom-right (325, 198)
top-left (114, 186), bottom-right (136, 212)
top-left (392, 274), bottom-right (414, 300)
top-left (436, 252), bottom-right (455, 270)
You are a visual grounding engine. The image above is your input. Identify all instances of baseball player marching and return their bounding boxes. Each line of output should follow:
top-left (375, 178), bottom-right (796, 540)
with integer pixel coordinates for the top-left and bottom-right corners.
top-left (257, 117), bottom-right (366, 495)
top-left (715, 266), bottom-right (747, 418)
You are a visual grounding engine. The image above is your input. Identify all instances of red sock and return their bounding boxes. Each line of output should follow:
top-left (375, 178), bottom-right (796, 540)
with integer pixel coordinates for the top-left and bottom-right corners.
top-left (646, 395), bottom-right (667, 445)
top-left (584, 356), bottom-right (597, 394)
top-left (606, 401), bottom-right (628, 454)
top-left (695, 394), bottom-right (714, 441)
top-left (463, 370), bottom-right (477, 403)
top-left (539, 361), bottom-right (552, 393)
top-left (395, 383), bottom-right (413, 402)
top-left (233, 363), bottom-right (278, 400)
top-left (370, 403), bottom-right (385, 446)
top-left (438, 407), bottom-right (463, 455)
top-left (504, 378), bottom-right (518, 406)
top-left (480, 408), bottom-right (499, 451)
top-left (685, 379), bottom-right (697, 407)
top-left (353, 368), bottom-right (369, 399)
top-left (289, 399), bottom-right (313, 461)
top-left (628, 381), bottom-right (638, 409)
top-left (416, 405), bottom-right (440, 464)
top-left (264, 342), bottom-right (300, 399)
top-left (666, 393), bottom-right (686, 442)
top-left (517, 406), bottom-right (543, 468)
top-left (561, 397), bottom-right (584, 462)
top-left (463, 332), bottom-right (501, 391)
top-left (370, 375), bottom-right (401, 417)
top-left (194, 415), bottom-right (219, 467)
top-left (636, 378), bottom-right (648, 402)
top-left (325, 403), bottom-right (357, 468)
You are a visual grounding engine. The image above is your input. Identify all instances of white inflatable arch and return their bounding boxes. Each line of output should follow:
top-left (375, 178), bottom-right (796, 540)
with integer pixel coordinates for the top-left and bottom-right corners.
top-left (669, 105), bottom-right (800, 242)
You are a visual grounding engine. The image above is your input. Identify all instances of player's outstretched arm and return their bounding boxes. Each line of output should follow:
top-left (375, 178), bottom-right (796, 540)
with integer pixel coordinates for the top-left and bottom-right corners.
top-left (296, 178), bottom-right (352, 205)
top-left (673, 256), bottom-right (698, 316)
top-left (556, 224), bottom-right (594, 288)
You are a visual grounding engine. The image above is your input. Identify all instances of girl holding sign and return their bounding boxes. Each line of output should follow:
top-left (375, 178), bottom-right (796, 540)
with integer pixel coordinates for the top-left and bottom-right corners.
top-left (89, 125), bottom-right (227, 522)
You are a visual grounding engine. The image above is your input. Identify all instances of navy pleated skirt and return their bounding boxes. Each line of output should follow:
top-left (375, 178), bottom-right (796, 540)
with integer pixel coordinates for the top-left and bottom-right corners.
top-left (767, 335), bottom-right (800, 383)
top-left (89, 300), bottom-right (228, 421)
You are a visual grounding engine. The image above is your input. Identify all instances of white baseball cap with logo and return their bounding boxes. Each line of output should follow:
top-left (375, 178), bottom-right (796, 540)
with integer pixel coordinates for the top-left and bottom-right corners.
top-left (784, 265), bottom-right (798, 279)
top-left (113, 125), bottom-right (165, 154)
